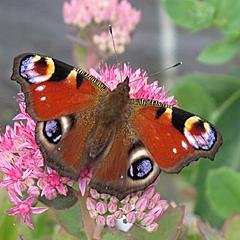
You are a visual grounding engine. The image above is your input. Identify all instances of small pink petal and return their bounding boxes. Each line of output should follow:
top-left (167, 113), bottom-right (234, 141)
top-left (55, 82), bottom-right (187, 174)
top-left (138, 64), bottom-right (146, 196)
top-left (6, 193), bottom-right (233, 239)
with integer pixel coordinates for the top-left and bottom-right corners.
top-left (142, 186), bottom-right (155, 199)
top-left (100, 193), bottom-right (110, 200)
top-left (56, 184), bottom-right (67, 196)
top-left (136, 197), bottom-right (148, 212)
top-left (96, 215), bottom-right (106, 226)
top-left (106, 215), bottom-right (117, 227)
top-left (89, 209), bottom-right (98, 219)
top-left (114, 210), bottom-right (123, 219)
top-left (78, 167), bottom-right (92, 196)
top-left (86, 197), bottom-right (96, 211)
top-left (122, 203), bottom-right (132, 214)
top-left (145, 223), bottom-right (159, 232)
top-left (90, 189), bottom-right (100, 199)
top-left (148, 205), bottom-right (163, 219)
top-left (108, 201), bottom-right (118, 213)
top-left (96, 201), bottom-right (107, 215)
top-left (126, 211), bottom-right (136, 223)
top-left (129, 195), bottom-right (139, 205)
top-left (31, 207), bottom-right (48, 214)
top-left (141, 215), bottom-right (155, 226)
top-left (136, 211), bottom-right (145, 221)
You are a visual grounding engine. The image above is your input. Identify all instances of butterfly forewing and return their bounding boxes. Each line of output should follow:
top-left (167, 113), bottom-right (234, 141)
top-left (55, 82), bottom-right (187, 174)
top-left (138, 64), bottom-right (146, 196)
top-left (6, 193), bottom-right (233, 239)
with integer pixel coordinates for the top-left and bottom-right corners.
top-left (130, 101), bottom-right (222, 173)
top-left (11, 53), bottom-right (108, 121)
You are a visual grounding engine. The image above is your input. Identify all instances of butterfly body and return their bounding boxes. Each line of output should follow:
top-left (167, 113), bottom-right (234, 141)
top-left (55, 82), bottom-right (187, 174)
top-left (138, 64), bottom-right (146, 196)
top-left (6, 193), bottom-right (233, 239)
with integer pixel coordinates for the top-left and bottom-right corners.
top-left (11, 53), bottom-right (222, 199)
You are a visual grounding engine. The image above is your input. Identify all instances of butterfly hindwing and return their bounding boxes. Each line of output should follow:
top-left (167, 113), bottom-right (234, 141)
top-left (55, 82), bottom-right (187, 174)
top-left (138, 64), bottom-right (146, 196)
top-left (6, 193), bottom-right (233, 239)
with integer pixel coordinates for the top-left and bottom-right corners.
top-left (11, 53), bottom-right (108, 121)
top-left (130, 101), bottom-right (222, 173)
top-left (90, 126), bottom-right (161, 199)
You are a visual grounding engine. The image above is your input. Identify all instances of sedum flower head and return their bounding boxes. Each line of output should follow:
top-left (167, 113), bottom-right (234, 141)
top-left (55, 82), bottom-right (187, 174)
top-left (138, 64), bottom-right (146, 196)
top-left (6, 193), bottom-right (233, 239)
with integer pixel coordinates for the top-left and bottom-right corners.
top-left (0, 94), bottom-right (73, 228)
top-left (0, 65), bottom-right (176, 230)
top-left (85, 181), bottom-right (169, 232)
top-left (63, 0), bottom-right (141, 54)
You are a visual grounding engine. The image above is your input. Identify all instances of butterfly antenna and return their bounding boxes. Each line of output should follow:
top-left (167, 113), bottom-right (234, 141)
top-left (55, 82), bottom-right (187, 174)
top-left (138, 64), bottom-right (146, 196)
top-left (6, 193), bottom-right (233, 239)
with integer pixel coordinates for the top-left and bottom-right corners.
top-left (109, 25), bottom-right (123, 81)
top-left (148, 61), bottom-right (183, 78)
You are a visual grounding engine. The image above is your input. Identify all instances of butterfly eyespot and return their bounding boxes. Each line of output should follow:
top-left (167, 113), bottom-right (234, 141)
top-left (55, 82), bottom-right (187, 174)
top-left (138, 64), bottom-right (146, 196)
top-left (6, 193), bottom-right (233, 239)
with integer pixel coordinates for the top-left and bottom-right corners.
top-left (128, 158), bottom-right (153, 180)
top-left (20, 55), bottom-right (55, 84)
top-left (184, 117), bottom-right (217, 150)
top-left (43, 120), bottom-right (62, 144)
top-left (38, 115), bottom-right (75, 147)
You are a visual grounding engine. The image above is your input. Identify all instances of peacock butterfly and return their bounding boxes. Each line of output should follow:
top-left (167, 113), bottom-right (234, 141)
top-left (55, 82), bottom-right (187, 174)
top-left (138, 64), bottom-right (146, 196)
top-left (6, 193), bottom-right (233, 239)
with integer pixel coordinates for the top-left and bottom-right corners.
top-left (11, 53), bottom-right (222, 199)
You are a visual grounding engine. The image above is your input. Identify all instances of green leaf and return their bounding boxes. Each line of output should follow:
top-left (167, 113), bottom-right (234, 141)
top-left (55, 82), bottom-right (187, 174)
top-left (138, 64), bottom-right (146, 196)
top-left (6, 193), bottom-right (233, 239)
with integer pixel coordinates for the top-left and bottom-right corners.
top-left (19, 211), bottom-right (55, 240)
top-left (38, 187), bottom-right (78, 210)
top-left (194, 89), bottom-right (240, 226)
top-left (52, 226), bottom-right (79, 240)
top-left (206, 167), bottom-right (240, 219)
top-left (223, 213), bottom-right (240, 240)
top-left (207, 0), bottom-right (240, 37)
top-left (176, 73), bottom-right (240, 107)
top-left (0, 191), bottom-right (18, 240)
top-left (131, 206), bottom-right (184, 240)
top-left (162, 0), bottom-right (215, 31)
top-left (54, 203), bottom-right (87, 239)
top-left (104, 231), bottom-right (128, 240)
top-left (172, 81), bottom-right (216, 118)
top-left (198, 39), bottom-right (240, 65)
top-left (0, 215), bottom-right (18, 240)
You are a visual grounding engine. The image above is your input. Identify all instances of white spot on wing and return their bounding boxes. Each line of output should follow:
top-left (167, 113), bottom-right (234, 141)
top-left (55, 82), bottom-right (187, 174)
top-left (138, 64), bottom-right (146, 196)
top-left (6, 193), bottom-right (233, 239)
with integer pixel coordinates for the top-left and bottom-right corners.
top-left (35, 85), bottom-right (46, 91)
top-left (172, 148), bottom-right (177, 154)
top-left (40, 96), bottom-right (46, 101)
top-left (30, 76), bottom-right (49, 84)
top-left (181, 140), bottom-right (188, 150)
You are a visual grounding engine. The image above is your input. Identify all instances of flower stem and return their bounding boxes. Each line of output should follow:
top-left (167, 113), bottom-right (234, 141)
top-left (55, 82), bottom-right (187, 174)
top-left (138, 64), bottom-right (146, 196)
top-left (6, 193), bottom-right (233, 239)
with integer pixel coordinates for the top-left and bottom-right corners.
top-left (79, 196), bottom-right (103, 240)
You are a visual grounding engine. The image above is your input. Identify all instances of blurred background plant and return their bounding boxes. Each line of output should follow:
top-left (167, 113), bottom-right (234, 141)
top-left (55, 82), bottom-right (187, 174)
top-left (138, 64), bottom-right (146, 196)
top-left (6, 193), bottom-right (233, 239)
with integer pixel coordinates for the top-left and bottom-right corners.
top-left (0, 0), bottom-right (239, 239)
top-left (63, 0), bottom-right (141, 68)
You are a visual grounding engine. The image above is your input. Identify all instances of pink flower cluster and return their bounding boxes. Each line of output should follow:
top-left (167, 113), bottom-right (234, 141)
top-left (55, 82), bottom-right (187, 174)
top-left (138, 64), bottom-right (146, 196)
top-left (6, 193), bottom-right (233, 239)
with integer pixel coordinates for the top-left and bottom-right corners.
top-left (86, 183), bottom-right (168, 232)
top-left (90, 64), bottom-right (177, 106)
top-left (0, 94), bottom-right (73, 228)
top-left (63, 0), bottom-right (141, 54)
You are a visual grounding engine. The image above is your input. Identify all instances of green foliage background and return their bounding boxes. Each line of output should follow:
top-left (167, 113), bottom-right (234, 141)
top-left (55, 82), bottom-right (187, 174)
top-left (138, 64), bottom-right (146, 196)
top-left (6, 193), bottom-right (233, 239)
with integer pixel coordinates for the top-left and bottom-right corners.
top-left (163, 0), bottom-right (240, 231)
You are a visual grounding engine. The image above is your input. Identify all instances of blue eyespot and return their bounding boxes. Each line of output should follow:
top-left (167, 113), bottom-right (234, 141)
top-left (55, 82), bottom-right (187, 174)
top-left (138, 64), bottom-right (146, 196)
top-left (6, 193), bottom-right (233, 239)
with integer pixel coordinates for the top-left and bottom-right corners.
top-left (43, 120), bottom-right (62, 144)
top-left (128, 158), bottom-right (153, 180)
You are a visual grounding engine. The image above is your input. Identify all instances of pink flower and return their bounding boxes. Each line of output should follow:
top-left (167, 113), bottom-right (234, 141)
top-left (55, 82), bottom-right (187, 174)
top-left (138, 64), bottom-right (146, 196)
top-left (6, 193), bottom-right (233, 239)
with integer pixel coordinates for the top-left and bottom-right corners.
top-left (63, 0), bottom-right (141, 55)
top-left (90, 188), bottom-right (100, 199)
top-left (108, 201), bottom-right (118, 213)
top-left (0, 156), bottom-right (33, 196)
top-left (78, 167), bottom-right (93, 196)
top-left (145, 223), bottom-right (159, 232)
top-left (106, 215), bottom-right (117, 227)
top-left (135, 197), bottom-right (148, 212)
top-left (96, 201), bottom-right (108, 215)
top-left (37, 167), bottom-right (73, 200)
top-left (86, 181), bottom-right (169, 232)
top-left (86, 197), bottom-right (97, 211)
top-left (96, 215), bottom-right (106, 226)
top-left (6, 190), bottom-right (47, 229)
top-left (0, 94), bottom-right (75, 228)
top-left (90, 64), bottom-right (177, 106)
top-left (126, 212), bottom-right (136, 223)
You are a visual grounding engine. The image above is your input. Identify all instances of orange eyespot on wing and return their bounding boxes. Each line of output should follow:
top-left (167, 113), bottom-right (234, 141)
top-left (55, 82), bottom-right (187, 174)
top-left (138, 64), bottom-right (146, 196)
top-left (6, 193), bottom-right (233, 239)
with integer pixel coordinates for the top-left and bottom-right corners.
top-left (131, 104), bottom-right (222, 173)
top-left (11, 53), bottom-right (107, 121)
